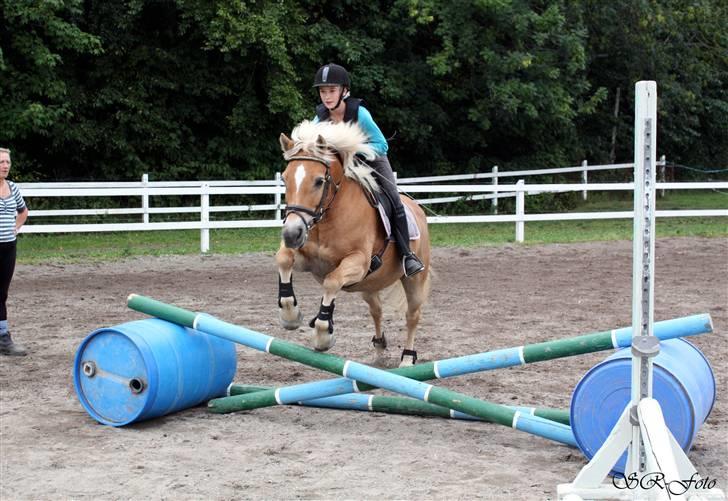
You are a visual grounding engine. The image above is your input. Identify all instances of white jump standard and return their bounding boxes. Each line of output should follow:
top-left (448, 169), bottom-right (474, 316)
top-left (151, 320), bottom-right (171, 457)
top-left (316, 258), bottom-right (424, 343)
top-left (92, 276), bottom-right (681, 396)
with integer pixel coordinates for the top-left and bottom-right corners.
top-left (557, 81), bottom-right (724, 500)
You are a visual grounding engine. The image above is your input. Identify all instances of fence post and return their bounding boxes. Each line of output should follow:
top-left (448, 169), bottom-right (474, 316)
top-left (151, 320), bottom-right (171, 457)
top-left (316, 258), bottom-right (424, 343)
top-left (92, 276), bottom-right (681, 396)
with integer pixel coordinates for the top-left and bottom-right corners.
top-left (492, 165), bottom-right (499, 214)
top-left (200, 183), bottom-right (210, 253)
top-left (515, 179), bottom-right (525, 243)
top-left (274, 172), bottom-right (282, 221)
top-left (581, 160), bottom-right (588, 201)
top-left (659, 155), bottom-right (666, 198)
top-left (141, 173), bottom-right (149, 224)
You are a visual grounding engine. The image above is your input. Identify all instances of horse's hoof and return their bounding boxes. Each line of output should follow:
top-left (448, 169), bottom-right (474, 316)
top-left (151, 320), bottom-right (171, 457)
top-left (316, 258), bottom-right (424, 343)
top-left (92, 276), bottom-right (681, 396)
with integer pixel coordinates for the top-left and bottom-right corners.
top-left (399, 349), bottom-right (418, 367)
top-left (312, 320), bottom-right (335, 351)
top-left (399, 349), bottom-right (417, 367)
top-left (279, 298), bottom-right (302, 330)
top-left (313, 335), bottom-right (335, 351)
top-left (371, 334), bottom-right (387, 355)
top-left (398, 356), bottom-right (416, 367)
top-left (280, 310), bottom-right (303, 330)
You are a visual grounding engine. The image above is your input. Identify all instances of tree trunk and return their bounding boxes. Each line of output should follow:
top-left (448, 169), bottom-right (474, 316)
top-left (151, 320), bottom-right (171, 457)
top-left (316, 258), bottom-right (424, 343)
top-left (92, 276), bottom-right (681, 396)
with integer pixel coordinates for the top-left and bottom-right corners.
top-left (609, 86), bottom-right (621, 165)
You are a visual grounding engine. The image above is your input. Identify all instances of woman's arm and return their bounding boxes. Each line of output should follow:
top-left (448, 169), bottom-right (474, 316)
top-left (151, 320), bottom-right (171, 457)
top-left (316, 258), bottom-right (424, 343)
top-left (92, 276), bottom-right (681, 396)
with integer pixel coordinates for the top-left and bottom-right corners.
top-left (15, 207), bottom-right (28, 235)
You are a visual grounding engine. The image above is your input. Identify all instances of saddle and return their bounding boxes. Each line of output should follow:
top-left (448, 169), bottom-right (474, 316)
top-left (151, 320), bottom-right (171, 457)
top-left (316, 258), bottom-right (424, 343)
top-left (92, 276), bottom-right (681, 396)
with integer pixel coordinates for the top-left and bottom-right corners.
top-left (364, 190), bottom-right (421, 275)
top-left (364, 189), bottom-right (421, 241)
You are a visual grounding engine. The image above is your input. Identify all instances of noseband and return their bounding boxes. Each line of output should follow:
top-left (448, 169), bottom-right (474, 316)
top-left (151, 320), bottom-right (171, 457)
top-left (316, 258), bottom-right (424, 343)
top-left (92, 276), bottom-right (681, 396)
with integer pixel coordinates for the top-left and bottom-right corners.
top-left (283, 155), bottom-right (340, 230)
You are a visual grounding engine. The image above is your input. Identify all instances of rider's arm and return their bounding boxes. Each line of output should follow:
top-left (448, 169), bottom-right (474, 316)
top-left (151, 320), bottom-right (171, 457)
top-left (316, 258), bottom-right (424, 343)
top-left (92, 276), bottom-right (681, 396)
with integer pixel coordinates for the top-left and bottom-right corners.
top-left (357, 106), bottom-right (388, 156)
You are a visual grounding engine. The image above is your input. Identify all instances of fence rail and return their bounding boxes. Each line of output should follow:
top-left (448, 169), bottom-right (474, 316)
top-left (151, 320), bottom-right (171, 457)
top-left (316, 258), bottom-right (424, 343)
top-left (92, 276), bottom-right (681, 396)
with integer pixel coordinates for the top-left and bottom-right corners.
top-left (17, 159), bottom-right (727, 251)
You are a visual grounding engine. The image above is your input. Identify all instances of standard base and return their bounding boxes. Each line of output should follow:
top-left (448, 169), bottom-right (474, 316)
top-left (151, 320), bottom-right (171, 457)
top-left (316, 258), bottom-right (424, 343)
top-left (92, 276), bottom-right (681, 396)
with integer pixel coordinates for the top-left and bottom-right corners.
top-left (558, 399), bottom-right (725, 501)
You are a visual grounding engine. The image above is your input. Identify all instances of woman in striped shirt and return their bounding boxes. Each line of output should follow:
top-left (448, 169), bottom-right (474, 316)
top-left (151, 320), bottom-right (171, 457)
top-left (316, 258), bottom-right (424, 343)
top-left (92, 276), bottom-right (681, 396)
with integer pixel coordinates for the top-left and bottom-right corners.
top-left (0, 148), bottom-right (28, 356)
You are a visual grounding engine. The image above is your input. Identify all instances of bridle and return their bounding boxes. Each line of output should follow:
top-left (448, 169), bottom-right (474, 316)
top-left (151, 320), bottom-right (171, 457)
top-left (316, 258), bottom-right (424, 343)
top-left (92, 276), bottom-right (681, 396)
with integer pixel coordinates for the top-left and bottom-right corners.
top-left (283, 155), bottom-right (341, 231)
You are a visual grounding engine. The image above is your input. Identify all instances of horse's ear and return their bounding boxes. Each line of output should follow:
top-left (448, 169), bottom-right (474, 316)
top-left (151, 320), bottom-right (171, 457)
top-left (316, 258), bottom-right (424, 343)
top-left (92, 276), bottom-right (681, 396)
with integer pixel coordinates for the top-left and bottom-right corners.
top-left (279, 133), bottom-right (294, 153)
top-left (316, 134), bottom-right (327, 149)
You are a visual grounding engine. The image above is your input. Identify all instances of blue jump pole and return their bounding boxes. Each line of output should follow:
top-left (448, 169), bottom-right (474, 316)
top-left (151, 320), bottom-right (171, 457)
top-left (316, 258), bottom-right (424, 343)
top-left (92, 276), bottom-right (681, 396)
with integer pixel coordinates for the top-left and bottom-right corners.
top-left (228, 384), bottom-right (571, 425)
top-left (127, 294), bottom-right (577, 447)
top-left (208, 313), bottom-right (712, 414)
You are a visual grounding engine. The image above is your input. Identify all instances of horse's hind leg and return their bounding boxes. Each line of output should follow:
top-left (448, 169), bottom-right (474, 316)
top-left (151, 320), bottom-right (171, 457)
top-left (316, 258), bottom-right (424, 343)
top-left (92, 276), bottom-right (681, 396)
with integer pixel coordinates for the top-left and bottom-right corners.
top-left (399, 271), bottom-right (429, 367)
top-left (276, 244), bottom-right (302, 330)
top-left (362, 291), bottom-right (386, 356)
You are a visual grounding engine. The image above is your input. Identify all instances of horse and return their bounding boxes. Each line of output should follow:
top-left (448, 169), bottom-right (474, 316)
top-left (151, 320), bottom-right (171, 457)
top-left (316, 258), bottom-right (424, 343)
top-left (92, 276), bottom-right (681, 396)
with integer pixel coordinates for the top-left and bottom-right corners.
top-left (276, 120), bottom-right (431, 366)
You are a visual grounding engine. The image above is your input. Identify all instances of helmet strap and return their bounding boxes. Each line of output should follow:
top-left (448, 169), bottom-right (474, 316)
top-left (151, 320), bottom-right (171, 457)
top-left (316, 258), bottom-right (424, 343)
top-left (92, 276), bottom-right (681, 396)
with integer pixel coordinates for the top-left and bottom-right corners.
top-left (327, 87), bottom-right (349, 112)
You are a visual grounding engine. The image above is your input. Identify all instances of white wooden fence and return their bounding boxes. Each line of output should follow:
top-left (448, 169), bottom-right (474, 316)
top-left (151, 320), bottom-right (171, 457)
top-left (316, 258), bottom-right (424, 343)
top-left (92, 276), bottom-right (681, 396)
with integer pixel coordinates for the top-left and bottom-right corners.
top-left (18, 160), bottom-right (727, 252)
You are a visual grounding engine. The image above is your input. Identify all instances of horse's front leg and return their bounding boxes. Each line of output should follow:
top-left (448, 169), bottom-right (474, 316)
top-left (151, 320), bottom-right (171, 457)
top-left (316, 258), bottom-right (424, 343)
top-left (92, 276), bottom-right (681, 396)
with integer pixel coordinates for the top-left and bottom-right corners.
top-left (311, 252), bottom-right (369, 351)
top-left (276, 243), bottom-right (302, 330)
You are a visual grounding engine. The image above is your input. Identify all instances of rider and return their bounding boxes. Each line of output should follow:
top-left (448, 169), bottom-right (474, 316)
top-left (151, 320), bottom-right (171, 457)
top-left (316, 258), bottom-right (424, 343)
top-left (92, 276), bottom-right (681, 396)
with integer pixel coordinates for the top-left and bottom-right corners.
top-left (312, 63), bottom-right (425, 277)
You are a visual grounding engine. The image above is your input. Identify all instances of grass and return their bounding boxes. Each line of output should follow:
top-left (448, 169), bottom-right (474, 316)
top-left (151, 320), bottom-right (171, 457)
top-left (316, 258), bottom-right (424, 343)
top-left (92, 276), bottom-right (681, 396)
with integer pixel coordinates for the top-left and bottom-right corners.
top-left (16, 228), bottom-right (280, 264)
top-left (574, 189), bottom-right (728, 211)
top-left (16, 191), bottom-right (727, 265)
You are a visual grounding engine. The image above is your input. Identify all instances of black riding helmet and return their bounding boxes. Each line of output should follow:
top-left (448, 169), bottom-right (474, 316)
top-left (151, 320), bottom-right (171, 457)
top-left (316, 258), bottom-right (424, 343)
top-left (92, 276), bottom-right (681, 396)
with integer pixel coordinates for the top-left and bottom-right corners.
top-left (313, 63), bottom-right (350, 88)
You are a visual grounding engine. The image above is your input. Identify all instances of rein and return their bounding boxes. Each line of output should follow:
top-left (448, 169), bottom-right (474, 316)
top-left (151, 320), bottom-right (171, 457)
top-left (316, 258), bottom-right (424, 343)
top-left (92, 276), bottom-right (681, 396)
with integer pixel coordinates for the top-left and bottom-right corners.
top-left (283, 155), bottom-right (340, 230)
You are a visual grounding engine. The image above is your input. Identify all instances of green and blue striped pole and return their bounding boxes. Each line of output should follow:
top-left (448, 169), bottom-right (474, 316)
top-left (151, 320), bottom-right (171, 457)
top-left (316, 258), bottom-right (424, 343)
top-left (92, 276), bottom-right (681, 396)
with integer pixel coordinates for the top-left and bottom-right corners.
top-left (206, 313), bottom-right (711, 413)
top-left (228, 384), bottom-right (571, 425)
top-left (127, 294), bottom-right (576, 446)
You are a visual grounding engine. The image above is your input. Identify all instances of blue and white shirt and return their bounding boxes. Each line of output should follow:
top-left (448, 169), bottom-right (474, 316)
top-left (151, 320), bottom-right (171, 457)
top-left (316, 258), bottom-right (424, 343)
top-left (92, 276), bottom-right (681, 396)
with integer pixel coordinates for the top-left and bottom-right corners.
top-left (0, 181), bottom-right (27, 243)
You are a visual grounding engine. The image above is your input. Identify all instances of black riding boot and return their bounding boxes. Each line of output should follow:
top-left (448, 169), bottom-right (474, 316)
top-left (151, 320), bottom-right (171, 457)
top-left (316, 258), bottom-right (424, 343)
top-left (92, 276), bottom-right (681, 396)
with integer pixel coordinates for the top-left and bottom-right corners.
top-left (369, 156), bottom-right (425, 277)
top-left (391, 203), bottom-right (425, 277)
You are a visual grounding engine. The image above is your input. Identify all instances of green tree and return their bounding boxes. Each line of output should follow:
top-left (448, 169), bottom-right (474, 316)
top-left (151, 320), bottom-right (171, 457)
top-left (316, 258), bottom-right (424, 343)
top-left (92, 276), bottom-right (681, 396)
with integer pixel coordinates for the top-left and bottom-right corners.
top-left (60, 0), bottom-right (309, 180)
top-left (2, 0), bottom-right (724, 185)
top-left (0, 0), bottom-right (101, 178)
top-left (399, 0), bottom-right (605, 174)
top-left (581, 0), bottom-right (728, 177)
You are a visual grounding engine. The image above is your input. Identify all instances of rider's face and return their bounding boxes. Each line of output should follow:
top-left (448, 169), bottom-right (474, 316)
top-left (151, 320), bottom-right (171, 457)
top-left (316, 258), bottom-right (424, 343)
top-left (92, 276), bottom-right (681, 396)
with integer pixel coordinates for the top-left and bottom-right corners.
top-left (319, 85), bottom-right (344, 110)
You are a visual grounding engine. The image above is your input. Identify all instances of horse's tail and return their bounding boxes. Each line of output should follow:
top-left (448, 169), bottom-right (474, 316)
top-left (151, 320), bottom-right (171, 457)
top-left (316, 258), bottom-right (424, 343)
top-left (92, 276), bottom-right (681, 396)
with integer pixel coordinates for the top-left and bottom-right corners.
top-left (381, 265), bottom-right (433, 314)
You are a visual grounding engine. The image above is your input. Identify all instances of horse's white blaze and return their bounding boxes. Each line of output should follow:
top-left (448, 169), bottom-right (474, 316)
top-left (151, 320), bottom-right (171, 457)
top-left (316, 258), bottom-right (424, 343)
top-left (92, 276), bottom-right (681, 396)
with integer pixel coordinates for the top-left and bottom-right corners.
top-left (294, 163), bottom-right (306, 194)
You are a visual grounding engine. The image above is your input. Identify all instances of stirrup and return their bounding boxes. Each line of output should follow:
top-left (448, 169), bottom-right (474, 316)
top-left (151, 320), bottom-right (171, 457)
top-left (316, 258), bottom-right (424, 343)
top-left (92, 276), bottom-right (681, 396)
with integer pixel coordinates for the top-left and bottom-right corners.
top-left (402, 253), bottom-right (425, 277)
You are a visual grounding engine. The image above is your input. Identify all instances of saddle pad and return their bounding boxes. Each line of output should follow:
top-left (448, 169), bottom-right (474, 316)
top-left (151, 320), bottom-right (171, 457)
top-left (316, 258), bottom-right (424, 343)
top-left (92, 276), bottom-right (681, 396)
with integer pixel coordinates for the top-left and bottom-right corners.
top-left (376, 202), bottom-right (421, 240)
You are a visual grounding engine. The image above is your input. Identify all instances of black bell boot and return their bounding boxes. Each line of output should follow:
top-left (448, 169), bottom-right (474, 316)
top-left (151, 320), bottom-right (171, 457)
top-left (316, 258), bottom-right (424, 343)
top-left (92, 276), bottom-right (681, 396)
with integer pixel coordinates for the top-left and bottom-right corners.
top-left (402, 253), bottom-right (425, 277)
top-left (0, 332), bottom-right (27, 356)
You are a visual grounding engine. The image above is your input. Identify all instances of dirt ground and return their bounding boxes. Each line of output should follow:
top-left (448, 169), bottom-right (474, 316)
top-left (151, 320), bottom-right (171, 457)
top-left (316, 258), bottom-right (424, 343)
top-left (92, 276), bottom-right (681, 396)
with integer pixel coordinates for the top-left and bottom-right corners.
top-left (1, 237), bottom-right (726, 500)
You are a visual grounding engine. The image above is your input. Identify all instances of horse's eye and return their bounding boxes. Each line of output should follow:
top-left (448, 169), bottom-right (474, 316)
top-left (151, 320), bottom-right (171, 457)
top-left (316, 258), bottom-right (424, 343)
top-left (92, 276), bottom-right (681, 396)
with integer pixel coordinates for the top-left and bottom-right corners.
top-left (314, 177), bottom-right (325, 188)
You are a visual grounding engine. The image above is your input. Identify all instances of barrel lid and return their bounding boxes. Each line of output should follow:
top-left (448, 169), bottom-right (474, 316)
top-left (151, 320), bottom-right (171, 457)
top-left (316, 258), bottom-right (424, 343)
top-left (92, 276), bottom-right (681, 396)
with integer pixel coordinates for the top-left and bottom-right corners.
top-left (570, 358), bottom-right (695, 475)
top-left (73, 328), bottom-right (157, 426)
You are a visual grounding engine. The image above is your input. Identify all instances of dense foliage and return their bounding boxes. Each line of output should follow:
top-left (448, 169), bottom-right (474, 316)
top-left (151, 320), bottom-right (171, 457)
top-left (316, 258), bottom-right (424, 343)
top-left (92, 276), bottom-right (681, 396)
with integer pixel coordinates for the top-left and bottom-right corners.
top-left (1, 0), bottom-right (726, 182)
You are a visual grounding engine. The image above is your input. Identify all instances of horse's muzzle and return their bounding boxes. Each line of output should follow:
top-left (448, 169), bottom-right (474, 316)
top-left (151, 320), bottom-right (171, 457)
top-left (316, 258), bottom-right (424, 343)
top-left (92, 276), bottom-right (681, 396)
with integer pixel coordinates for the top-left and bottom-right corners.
top-left (282, 218), bottom-right (308, 249)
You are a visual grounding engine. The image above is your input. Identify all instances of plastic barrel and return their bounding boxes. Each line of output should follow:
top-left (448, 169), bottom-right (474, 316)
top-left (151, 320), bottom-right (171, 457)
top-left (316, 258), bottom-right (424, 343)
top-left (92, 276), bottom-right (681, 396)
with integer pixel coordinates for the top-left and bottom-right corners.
top-left (74, 318), bottom-right (237, 426)
top-left (570, 338), bottom-right (715, 475)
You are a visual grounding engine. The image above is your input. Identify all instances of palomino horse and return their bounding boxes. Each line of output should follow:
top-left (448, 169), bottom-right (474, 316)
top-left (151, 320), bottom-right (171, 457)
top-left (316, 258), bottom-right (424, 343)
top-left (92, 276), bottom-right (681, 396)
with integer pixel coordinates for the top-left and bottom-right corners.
top-left (276, 120), bottom-right (431, 366)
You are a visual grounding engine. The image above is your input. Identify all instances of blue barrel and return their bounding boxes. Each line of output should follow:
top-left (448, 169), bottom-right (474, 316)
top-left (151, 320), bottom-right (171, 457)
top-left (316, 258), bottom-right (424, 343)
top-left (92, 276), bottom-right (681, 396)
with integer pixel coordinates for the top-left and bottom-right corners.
top-left (570, 338), bottom-right (715, 475)
top-left (74, 318), bottom-right (237, 426)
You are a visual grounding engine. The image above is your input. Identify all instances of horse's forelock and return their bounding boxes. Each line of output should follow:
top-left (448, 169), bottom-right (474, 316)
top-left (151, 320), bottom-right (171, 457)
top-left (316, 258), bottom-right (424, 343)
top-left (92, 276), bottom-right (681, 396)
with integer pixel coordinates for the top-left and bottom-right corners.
top-left (284, 120), bottom-right (379, 193)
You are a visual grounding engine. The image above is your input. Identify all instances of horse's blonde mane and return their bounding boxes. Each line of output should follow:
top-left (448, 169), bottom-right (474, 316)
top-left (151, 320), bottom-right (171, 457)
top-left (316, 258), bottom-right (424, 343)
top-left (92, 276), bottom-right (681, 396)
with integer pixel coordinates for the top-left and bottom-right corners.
top-left (283, 120), bottom-right (379, 193)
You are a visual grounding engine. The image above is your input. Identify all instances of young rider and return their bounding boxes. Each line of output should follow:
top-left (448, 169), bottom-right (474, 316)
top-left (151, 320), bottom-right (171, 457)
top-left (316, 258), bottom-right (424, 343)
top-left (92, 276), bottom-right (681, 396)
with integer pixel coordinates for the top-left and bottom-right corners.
top-left (312, 63), bottom-right (425, 277)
